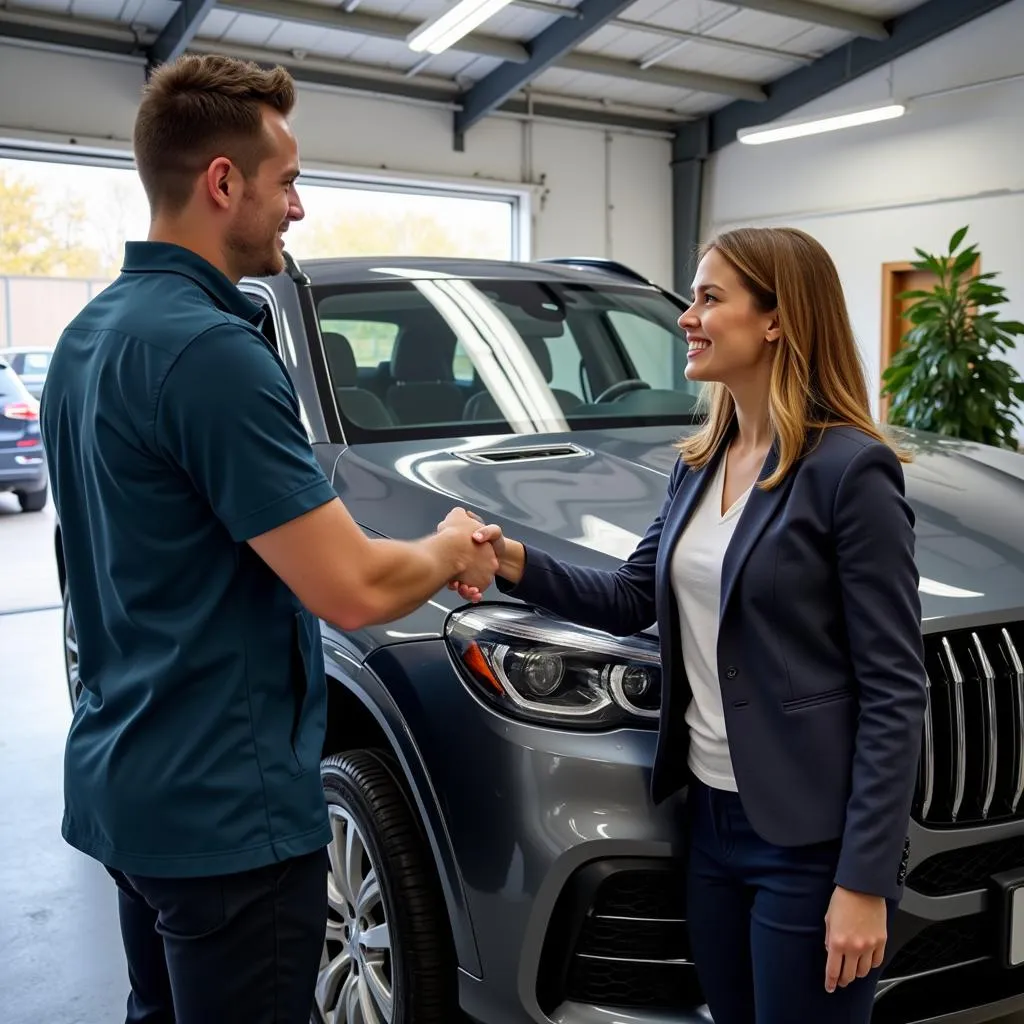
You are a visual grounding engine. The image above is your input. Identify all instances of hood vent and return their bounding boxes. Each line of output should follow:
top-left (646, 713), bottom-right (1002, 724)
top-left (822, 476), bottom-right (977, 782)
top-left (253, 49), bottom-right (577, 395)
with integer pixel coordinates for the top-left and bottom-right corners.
top-left (455, 443), bottom-right (591, 465)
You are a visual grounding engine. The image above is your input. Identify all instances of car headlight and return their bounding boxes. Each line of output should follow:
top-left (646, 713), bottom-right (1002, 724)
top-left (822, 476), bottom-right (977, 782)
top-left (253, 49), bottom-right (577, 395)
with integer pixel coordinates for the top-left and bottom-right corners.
top-left (445, 604), bottom-right (660, 729)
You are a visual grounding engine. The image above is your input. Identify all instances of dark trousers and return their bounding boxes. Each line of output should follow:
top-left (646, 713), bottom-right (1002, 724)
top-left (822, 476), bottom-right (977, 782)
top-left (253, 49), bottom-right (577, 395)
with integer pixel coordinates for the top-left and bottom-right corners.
top-left (106, 846), bottom-right (328, 1024)
top-left (686, 778), bottom-right (895, 1024)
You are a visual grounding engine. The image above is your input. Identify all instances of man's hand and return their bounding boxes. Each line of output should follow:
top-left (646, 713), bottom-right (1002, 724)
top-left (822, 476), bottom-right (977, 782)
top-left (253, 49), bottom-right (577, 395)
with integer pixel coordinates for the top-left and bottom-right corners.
top-left (435, 507), bottom-right (499, 594)
top-left (824, 886), bottom-right (887, 993)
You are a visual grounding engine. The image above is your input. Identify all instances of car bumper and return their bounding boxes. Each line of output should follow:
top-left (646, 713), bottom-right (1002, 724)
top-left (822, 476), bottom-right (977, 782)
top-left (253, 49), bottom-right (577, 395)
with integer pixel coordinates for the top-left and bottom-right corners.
top-left (369, 639), bottom-right (1024, 1024)
top-left (0, 452), bottom-right (46, 493)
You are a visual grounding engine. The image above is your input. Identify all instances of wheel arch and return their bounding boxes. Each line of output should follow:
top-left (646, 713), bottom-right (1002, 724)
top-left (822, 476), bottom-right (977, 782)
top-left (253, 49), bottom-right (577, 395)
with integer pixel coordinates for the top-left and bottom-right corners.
top-left (322, 661), bottom-right (482, 978)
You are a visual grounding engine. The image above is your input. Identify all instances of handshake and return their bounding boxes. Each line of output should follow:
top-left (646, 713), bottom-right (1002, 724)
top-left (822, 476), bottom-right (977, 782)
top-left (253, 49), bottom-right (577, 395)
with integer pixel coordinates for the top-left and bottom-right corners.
top-left (434, 506), bottom-right (513, 602)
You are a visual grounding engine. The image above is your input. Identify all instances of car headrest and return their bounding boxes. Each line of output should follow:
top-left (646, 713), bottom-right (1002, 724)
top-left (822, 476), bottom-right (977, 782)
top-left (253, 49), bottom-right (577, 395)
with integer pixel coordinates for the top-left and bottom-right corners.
top-left (523, 336), bottom-right (553, 382)
top-left (390, 327), bottom-right (455, 383)
top-left (321, 332), bottom-right (357, 386)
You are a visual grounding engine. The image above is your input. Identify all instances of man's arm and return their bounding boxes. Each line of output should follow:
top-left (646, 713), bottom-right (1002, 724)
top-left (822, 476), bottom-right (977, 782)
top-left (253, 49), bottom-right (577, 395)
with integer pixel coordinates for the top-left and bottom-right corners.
top-left (153, 324), bottom-right (495, 630)
top-left (249, 500), bottom-right (497, 631)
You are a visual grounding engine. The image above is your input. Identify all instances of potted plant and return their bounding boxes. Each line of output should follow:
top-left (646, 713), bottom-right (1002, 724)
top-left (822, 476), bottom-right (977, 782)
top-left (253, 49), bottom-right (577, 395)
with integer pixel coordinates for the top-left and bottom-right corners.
top-left (880, 226), bottom-right (1024, 450)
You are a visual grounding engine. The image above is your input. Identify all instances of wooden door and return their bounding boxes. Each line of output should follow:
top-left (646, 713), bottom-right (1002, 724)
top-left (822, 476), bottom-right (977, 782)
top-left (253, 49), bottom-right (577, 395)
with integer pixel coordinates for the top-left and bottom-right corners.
top-left (879, 257), bottom-right (980, 420)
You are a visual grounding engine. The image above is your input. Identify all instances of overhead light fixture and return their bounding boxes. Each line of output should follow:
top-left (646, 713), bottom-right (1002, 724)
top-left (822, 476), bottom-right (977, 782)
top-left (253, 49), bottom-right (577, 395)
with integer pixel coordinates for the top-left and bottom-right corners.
top-left (407, 0), bottom-right (514, 54)
top-left (736, 102), bottom-right (906, 145)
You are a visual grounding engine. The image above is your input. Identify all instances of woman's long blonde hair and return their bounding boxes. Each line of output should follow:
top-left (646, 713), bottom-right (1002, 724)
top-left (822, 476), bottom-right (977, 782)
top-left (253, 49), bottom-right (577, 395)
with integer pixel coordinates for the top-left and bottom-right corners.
top-left (676, 226), bottom-right (909, 488)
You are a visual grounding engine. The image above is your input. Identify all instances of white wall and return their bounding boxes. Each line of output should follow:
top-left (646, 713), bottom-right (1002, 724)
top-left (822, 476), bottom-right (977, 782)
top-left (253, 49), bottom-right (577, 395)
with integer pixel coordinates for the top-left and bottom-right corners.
top-left (0, 40), bottom-right (673, 286)
top-left (702, 0), bottom-right (1024, 416)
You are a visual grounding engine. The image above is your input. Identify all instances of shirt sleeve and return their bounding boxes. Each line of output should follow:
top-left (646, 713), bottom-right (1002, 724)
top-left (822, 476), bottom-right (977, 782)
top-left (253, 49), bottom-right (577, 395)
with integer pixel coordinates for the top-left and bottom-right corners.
top-left (153, 322), bottom-right (338, 543)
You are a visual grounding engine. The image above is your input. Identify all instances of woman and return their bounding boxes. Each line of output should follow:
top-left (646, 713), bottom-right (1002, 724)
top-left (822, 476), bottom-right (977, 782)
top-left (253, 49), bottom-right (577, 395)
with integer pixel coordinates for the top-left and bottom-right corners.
top-left (450, 226), bottom-right (929, 1023)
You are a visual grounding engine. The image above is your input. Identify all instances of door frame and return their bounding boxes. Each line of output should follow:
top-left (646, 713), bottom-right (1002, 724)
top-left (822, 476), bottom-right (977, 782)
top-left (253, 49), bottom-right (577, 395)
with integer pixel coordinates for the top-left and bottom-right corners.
top-left (879, 257), bottom-right (980, 419)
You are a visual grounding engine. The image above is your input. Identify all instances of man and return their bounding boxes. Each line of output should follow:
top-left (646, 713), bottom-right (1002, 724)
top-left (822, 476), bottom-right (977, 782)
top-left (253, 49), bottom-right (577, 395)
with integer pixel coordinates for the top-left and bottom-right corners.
top-left (40, 53), bottom-right (497, 1023)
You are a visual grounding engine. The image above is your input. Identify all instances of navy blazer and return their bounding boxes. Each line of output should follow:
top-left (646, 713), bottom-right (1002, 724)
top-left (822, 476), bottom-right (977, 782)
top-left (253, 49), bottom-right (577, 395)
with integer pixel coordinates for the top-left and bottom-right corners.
top-left (501, 424), bottom-right (928, 901)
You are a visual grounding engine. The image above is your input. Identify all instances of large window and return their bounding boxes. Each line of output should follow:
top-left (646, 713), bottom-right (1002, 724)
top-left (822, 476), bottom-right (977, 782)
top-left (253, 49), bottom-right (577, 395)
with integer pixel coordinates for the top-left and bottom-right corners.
top-left (314, 274), bottom-right (701, 442)
top-left (286, 185), bottom-right (518, 263)
top-left (0, 154), bottom-right (521, 357)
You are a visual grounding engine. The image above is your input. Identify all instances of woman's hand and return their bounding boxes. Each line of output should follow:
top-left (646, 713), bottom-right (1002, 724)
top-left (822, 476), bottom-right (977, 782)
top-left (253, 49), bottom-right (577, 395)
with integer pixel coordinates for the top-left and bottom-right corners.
top-left (824, 886), bottom-right (887, 993)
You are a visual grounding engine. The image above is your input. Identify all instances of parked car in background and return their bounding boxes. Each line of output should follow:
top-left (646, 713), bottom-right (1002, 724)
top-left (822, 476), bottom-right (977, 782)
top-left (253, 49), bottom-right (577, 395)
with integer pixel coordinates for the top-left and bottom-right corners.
top-left (1, 357), bottom-right (47, 513)
top-left (2, 346), bottom-right (52, 399)
top-left (56, 254), bottom-right (1024, 1024)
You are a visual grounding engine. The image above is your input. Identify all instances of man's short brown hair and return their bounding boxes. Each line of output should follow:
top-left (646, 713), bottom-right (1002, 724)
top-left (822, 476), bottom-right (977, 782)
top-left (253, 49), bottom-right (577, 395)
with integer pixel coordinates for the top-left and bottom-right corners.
top-left (133, 54), bottom-right (297, 216)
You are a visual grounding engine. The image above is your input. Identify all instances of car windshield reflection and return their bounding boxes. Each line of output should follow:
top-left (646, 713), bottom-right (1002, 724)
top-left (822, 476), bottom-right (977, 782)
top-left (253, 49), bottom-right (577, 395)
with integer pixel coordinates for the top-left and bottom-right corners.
top-left (312, 274), bottom-right (702, 442)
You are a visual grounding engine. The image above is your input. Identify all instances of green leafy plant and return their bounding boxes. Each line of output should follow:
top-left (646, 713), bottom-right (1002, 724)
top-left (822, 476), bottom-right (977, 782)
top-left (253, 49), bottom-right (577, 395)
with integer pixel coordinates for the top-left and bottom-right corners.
top-left (880, 226), bottom-right (1024, 450)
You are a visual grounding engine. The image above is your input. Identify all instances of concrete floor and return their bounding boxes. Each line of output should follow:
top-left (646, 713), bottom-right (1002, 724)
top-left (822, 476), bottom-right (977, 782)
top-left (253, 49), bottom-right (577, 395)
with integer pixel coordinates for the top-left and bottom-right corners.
top-left (2, 491), bottom-right (1023, 1024)
top-left (0, 494), bottom-right (131, 1023)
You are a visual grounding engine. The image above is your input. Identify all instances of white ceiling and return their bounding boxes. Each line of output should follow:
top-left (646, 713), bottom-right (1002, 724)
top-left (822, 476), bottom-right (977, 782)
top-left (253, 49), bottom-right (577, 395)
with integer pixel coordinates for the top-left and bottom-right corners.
top-left (0, 0), bottom-right (932, 125)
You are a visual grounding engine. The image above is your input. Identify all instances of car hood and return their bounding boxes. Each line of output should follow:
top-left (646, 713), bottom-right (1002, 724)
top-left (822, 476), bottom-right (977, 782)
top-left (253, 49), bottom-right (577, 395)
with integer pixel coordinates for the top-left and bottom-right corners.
top-left (339, 426), bottom-right (1024, 629)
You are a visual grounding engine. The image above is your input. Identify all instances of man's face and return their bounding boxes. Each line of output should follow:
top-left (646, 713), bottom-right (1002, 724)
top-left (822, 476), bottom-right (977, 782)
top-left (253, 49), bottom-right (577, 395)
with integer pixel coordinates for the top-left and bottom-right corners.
top-left (225, 108), bottom-right (305, 279)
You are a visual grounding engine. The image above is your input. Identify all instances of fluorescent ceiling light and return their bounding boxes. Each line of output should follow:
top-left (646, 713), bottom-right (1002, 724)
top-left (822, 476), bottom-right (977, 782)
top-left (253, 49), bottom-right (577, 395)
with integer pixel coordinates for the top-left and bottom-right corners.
top-left (737, 102), bottom-right (906, 145)
top-left (407, 0), bottom-right (514, 54)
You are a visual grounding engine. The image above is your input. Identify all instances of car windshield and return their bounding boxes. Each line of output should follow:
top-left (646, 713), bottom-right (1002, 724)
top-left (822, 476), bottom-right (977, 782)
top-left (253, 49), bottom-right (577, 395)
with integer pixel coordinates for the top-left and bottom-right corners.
top-left (313, 275), bottom-right (703, 442)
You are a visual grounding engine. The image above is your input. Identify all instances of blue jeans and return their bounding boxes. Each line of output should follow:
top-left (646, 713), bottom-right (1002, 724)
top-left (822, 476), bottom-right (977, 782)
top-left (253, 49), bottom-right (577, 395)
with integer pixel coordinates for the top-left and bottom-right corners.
top-left (686, 778), bottom-right (895, 1024)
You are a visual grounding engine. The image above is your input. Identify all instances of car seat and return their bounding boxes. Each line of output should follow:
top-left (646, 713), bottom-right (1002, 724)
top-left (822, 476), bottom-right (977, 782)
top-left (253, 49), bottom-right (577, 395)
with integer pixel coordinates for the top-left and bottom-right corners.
top-left (385, 327), bottom-right (465, 425)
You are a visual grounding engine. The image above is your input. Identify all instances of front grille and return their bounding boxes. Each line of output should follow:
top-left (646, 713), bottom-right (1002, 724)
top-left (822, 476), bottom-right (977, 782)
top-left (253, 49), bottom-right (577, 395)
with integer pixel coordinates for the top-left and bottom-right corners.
top-left (566, 954), bottom-right (703, 1010)
top-left (537, 860), bottom-right (703, 1014)
top-left (883, 915), bottom-right (988, 978)
top-left (575, 914), bottom-right (691, 960)
top-left (590, 867), bottom-right (683, 918)
top-left (908, 836), bottom-right (1024, 896)
top-left (915, 622), bottom-right (1024, 826)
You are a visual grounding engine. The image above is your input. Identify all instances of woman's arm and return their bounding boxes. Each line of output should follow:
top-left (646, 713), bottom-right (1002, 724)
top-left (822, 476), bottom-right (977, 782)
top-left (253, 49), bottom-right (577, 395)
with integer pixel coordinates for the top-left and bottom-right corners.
top-left (484, 457), bottom-right (688, 637)
top-left (831, 441), bottom-right (929, 901)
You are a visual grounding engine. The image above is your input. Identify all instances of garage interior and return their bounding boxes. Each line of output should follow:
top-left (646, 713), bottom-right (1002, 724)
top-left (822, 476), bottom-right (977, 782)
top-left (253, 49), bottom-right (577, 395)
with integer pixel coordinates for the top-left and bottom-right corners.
top-left (3, 0), bottom-right (1024, 1021)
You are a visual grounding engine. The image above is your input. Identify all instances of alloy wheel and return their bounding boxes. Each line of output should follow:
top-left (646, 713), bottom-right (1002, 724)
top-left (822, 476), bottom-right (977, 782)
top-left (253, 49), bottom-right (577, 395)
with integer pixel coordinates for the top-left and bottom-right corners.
top-left (64, 592), bottom-right (82, 709)
top-left (316, 804), bottom-right (394, 1024)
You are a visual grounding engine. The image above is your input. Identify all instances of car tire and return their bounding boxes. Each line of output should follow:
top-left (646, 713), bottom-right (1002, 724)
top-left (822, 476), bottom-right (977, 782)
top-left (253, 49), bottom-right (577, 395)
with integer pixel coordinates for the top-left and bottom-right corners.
top-left (314, 750), bottom-right (457, 1024)
top-left (18, 485), bottom-right (47, 513)
top-left (63, 584), bottom-right (82, 710)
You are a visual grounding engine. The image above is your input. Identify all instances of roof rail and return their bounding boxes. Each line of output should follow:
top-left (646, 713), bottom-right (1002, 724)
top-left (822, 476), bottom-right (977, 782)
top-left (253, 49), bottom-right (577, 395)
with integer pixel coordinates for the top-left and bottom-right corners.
top-left (537, 257), bottom-right (653, 285)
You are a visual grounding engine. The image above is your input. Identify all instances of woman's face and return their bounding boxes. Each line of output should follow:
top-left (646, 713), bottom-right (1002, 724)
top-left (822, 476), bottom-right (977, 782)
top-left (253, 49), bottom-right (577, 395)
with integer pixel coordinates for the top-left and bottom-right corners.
top-left (677, 248), bottom-right (780, 386)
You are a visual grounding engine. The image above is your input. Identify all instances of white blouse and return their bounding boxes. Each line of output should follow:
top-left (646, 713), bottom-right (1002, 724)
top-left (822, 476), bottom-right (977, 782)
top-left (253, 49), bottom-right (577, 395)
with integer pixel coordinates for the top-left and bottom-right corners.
top-left (669, 454), bottom-right (751, 792)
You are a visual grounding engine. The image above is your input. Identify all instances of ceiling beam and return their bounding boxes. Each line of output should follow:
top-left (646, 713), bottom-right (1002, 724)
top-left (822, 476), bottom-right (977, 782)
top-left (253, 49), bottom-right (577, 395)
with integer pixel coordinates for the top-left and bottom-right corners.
top-left (681, 0), bottom-right (1016, 157)
top-left (560, 53), bottom-right (766, 101)
top-left (726, 0), bottom-right (888, 40)
top-left (193, 38), bottom-right (682, 131)
top-left (149, 0), bottom-right (218, 64)
top-left (453, 0), bottom-right (648, 140)
top-left (0, 6), bottom-right (143, 56)
top-left (222, 0), bottom-right (765, 101)
top-left (220, 0), bottom-right (529, 63)
top-left (0, 10), bottom-right (679, 136)
top-left (511, 0), bottom-right (819, 65)
top-left (611, 17), bottom-right (817, 64)
top-left (500, 96), bottom-right (679, 132)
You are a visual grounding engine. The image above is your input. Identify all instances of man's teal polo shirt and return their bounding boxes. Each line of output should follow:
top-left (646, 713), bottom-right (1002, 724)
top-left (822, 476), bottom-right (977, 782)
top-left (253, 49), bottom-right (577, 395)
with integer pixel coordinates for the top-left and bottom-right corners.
top-left (40, 242), bottom-right (336, 878)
